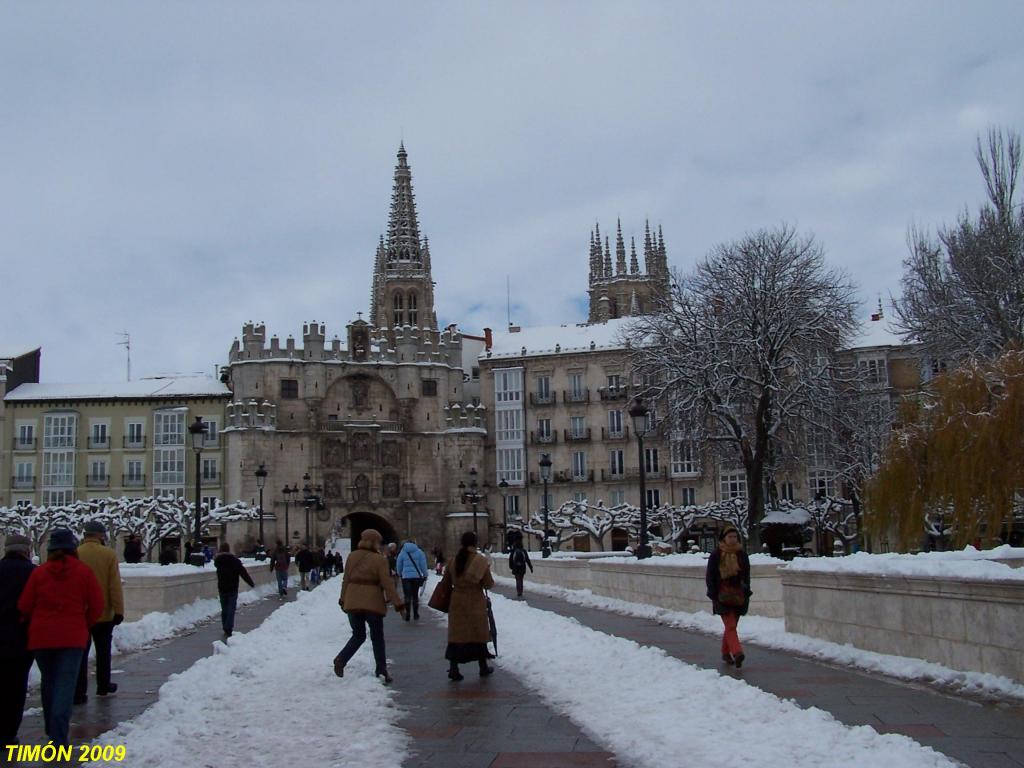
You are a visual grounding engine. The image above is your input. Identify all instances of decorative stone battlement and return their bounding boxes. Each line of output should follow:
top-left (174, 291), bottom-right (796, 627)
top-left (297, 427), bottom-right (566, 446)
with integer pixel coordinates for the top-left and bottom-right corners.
top-left (443, 402), bottom-right (487, 429)
top-left (224, 399), bottom-right (277, 430)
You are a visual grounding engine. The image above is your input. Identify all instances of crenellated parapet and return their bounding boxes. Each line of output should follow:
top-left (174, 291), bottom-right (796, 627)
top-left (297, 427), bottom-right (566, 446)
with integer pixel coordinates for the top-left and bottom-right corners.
top-left (224, 399), bottom-right (277, 430)
top-left (443, 402), bottom-right (487, 431)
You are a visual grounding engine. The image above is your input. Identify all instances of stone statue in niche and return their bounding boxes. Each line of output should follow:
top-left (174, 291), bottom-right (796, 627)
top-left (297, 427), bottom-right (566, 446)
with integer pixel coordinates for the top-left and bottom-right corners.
top-left (324, 475), bottom-right (343, 499)
top-left (350, 378), bottom-right (369, 410)
top-left (323, 439), bottom-right (345, 468)
top-left (382, 474), bottom-right (400, 498)
top-left (351, 328), bottom-right (369, 362)
top-left (351, 432), bottom-right (372, 462)
top-left (381, 441), bottom-right (399, 467)
top-left (353, 474), bottom-right (370, 503)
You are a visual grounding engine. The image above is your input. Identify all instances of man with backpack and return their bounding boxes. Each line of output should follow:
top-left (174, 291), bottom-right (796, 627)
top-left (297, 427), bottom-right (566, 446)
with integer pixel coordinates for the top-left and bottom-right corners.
top-left (395, 539), bottom-right (428, 621)
top-left (508, 538), bottom-right (533, 598)
top-left (214, 542), bottom-right (254, 638)
top-left (270, 541), bottom-right (290, 598)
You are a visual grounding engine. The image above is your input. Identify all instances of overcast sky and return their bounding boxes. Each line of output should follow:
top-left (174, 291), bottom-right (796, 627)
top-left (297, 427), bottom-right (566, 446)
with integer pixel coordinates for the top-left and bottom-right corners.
top-left (2, 2), bottom-right (1022, 383)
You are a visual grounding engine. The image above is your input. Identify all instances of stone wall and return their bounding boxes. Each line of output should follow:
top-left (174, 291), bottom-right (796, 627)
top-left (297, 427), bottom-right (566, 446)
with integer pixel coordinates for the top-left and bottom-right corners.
top-left (490, 555), bottom-right (593, 590)
top-left (121, 563), bottom-right (294, 622)
top-left (782, 570), bottom-right (1024, 683)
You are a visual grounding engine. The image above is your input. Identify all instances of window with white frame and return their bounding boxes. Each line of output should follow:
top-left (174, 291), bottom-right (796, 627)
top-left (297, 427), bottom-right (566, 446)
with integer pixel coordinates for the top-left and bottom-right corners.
top-left (126, 421), bottom-right (145, 447)
top-left (495, 368), bottom-right (522, 403)
top-left (154, 411), bottom-right (185, 446)
top-left (780, 481), bottom-right (795, 501)
top-left (859, 357), bottom-right (888, 386)
top-left (43, 414), bottom-right (77, 449)
top-left (202, 458), bottom-right (219, 482)
top-left (496, 409), bottom-right (523, 442)
top-left (536, 375), bottom-right (551, 400)
top-left (572, 451), bottom-right (587, 480)
top-left (645, 488), bottom-right (661, 508)
top-left (90, 421), bottom-right (109, 449)
top-left (202, 495), bottom-right (220, 510)
top-left (608, 409), bottom-right (623, 436)
top-left (807, 469), bottom-right (835, 499)
top-left (17, 423), bottom-right (35, 448)
top-left (14, 462), bottom-right (33, 488)
top-left (608, 449), bottom-right (624, 477)
top-left (156, 487), bottom-right (184, 500)
top-left (125, 459), bottom-right (144, 484)
top-left (202, 418), bottom-right (219, 446)
top-left (573, 491), bottom-right (587, 503)
top-left (496, 448), bottom-right (524, 484)
top-left (16, 499), bottom-right (32, 508)
top-left (570, 415), bottom-right (586, 438)
top-left (606, 374), bottom-right (622, 391)
top-left (609, 489), bottom-right (625, 506)
top-left (719, 472), bottom-right (747, 500)
top-left (153, 447), bottom-right (185, 485)
top-left (569, 372), bottom-right (585, 398)
top-left (805, 426), bottom-right (828, 467)
top-left (644, 447), bottom-right (660, 474)
top-left (42, 489), bottom-right (74, 505)
top-left (89, 459), bottom-right (108, 481)
top-left (670, 439), bottom-right (698, 475)
top-left (537, 418), bottom-right (552, 440)
top-left (504, 494), bottom-right (520, 517)
top-left (42, 451), bottom-right (74, 487)
top-left (679, 487), bottom-right (696, 506)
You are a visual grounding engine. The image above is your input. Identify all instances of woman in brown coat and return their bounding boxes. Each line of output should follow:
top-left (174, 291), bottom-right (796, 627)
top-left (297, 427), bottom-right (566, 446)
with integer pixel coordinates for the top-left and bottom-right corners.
top-left (334, 529), bottom-right (405, 684)
top-left (443, 531), bottom-right (495, 681)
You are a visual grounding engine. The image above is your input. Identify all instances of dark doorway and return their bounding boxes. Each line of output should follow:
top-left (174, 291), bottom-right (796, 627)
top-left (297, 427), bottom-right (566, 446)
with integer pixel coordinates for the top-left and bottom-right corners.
top-left (344, 511), bottom-right (398, 549)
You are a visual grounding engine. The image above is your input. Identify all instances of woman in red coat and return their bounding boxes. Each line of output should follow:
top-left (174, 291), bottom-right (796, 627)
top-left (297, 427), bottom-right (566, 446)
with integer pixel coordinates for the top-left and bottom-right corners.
top-left (18, 529), bottom-right (103, 746)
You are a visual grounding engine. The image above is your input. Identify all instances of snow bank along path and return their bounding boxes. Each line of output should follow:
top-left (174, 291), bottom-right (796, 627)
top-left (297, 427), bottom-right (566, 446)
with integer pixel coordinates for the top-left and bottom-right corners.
top-left (487, 591), bottom-right (956, 768)
top-left (495, 575), bottom-right (1024, 704)
top-left (92, 584), bottom-right (408, 768)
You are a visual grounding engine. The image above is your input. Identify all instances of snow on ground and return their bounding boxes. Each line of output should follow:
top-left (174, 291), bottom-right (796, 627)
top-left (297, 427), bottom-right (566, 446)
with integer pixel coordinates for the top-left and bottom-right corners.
top-left (783, 546), bottom-right (1024, 580)
top-left (92, 584), bottom-right (408, 768)
top-left (487, 590), bottom-right (956, 768)
top-left (495, 576), bottom-right (1024, 704)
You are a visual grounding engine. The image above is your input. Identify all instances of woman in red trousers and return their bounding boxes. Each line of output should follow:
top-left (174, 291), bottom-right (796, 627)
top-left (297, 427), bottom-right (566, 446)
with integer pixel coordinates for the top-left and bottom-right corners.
top-left (705, 526), bottom-right (752, 668)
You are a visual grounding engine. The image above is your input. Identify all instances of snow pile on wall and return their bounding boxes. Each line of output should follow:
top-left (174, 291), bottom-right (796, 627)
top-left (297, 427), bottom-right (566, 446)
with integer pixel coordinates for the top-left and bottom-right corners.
top-left (783, 547), bottom-right (1024, 581)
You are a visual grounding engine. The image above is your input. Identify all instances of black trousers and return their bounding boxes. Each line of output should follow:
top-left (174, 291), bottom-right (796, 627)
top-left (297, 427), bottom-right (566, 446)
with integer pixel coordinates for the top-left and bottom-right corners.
top-left (335, 611), bottom-right (387, 675)
top-left (401, 578), bottom-right (421, 616)
top-left (0, 651), bottom-right (33, 745)
top-left (513, 570), bottom-right (525, 595)
top-left (76, 620), bottom-right (115, 697)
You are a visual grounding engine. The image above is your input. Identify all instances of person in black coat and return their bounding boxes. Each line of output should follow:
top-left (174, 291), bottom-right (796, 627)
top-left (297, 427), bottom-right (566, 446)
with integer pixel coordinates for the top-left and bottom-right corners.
top-left (213, 543), bottom-right (254, 638)
top-left (123, 534), bottom-right (143, 564)
top-left (0, 534), bottom-right (37, 745)
top-left (295, 544), bottom-right (315, 590)
top-left (508, 538), bottom-right (533, 598)
top-left (705, 526), bottom-right (752, 668)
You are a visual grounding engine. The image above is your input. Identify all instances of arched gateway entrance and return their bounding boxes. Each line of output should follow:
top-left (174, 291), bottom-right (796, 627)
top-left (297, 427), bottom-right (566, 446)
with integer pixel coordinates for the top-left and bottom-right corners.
top-left (342, 512), bottom-right (398, 549)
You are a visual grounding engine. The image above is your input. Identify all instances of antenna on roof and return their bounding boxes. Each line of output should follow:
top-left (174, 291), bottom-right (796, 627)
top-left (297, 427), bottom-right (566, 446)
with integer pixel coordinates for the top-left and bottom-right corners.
top-left (506, 275), bottom-right (512, 328)
top-left (116, 332), bottom-right (131, 381)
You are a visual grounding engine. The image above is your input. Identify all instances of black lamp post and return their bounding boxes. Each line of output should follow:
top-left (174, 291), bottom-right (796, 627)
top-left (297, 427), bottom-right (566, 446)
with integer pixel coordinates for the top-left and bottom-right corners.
top-left (459, 467), bottom-right (485, 535)
top-left (255, 463), bottom-right (268, 546)
top-left (498, 478), bottom-right (509, 552)
top-left (188, 416), bottom-right (207, 566)
top-left (539, 452), bottom-right (552, 558)
top-left (629, 396), bottom-right (652, 559)
top-left (303, 473), bottom-right (312, 545)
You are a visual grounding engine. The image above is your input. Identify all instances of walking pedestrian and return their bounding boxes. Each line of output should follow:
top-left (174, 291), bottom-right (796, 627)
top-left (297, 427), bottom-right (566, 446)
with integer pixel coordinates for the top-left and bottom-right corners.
top-left (432, 546), bottom-right (445, 575)
top-left (0, 534), bottom-right (36, 747)
top-left (311, 547), bottom-right (323, 586)
top-left (270, 541), bottom-right (290, 598)
top-left (508, 538), bottom-right (533, 598)
top-left (18, 529), bottom-right (103, 747)
top-left (75, 521), bottom-right (125, 703)
top-left (123, 534), bottom-right (143, 564)
top-left (444, 531), bottom-right (495, 681)
top-left (705, 526), bottom-right (752, 668)
top-left (214, 543), bottom-right (254, 638)
top-left (395, 539), bottom-right (428, 621)
top-left (333, 529), bottom-right (404, 684)
top-left (295, 543), bottom-right (314, 590)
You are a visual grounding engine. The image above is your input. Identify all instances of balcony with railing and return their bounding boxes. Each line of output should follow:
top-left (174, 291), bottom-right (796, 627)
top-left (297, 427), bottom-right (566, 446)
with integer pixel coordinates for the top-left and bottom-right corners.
top-left (123, 435), bottom-right (147, 450)
top-left (529, 430), bottom-right (558, 445)
top-left (122, 473), bottom-right (146, 488)
top-left (12, 475), bottom-right (35, 490)
top-left (12, 438), bottom-right (36, 451)
top-left (600, 468), bottom-right (626, 482)
top-left (87, 436), bottom-right (111, 450)
top-left (86, 474), bottom-right (110, 488)
top-left (564, 428), bottom-right (592, 443)
top-left (563, 389), bottom-right (590, 404)
top-left (201, 472), bottom-right (221, 487)
top-left (598, 386), bottom-right (629, 401)
top-left (529, 392), bottom-right (555, 406)
top-left (601, 426), bottom-right (630, 441)
top-left (322, 420), bottom-right (403, 432)
top-left (568, 469), bottom-right (594, 483)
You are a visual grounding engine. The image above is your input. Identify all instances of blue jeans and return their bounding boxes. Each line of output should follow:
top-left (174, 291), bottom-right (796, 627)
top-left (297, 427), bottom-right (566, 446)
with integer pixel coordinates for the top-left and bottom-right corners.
top-left (335, 611), bottom-right (387, 675)
top-left (35, 648), bottom-right (84, 745)
top-left (276, 570), bottom-right (288, 596)
top-left (219, 591), bottom-right (238, 634)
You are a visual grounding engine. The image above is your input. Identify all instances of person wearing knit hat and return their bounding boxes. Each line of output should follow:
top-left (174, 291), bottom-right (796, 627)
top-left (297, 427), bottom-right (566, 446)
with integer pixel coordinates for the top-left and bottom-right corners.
top-left (704, 526), bottom-right (752, 668)
top-left (17, 529), bottom-right (103, 746)
top-left (1, 534), bottom-right (36, 745)
top-left (76, 520), bottom-right (125, 702)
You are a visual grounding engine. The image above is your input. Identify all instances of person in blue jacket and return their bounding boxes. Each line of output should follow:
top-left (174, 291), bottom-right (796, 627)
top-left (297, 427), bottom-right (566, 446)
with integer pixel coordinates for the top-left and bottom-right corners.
top-left (395, 539), bottom-right (429, 621)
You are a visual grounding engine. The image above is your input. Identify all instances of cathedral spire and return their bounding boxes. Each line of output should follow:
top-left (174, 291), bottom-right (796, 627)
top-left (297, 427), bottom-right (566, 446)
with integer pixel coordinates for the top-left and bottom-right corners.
top-left (629, 236), bottom-right (639, 274)
top-left (603, 236), bottom-right (612, 277)
top-left (386, 142), bottom-right (422, 264)
top-left (615, 218), bottom-right (627, 275)
top-left (643, 220), bottom-right (653, 272)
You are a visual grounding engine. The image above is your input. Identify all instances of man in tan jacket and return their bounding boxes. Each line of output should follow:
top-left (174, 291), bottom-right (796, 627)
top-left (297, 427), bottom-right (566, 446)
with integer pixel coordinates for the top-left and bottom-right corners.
top-left (75, 521), bottom-right (125, 703)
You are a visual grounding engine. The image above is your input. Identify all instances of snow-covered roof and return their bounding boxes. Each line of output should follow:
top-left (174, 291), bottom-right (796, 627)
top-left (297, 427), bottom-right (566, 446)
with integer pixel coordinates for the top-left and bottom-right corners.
top-left (844, 299), bottom-right (908, 351)
top-left (761, 507), bottom-right (812, 526)
top-left (4, 375), bottom-right (230, 402)
top-left (484, 318), bottom-right (634, 360)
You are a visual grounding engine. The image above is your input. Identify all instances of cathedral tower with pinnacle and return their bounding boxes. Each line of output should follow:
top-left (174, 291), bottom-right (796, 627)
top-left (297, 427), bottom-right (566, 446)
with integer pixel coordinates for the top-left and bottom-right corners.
top-left (587, 219), bottom-right (670, 322)
top-left (370, 143), bottom-right (438, 333)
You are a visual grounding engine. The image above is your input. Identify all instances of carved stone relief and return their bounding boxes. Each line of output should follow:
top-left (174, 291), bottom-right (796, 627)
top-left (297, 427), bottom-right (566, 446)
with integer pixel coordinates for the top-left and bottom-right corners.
top-left (323, 439), bottom-right (346, 468)
top-left (382, 474), bottom-right (400, 498)
top-left (381, 441), bottom-right (400, 467)
top-left (353, 474), bottom-right (370, 503)
top-left (351, 432), bottom-right (372, 462)
top-left (324, 475), bottom-right (344, 500)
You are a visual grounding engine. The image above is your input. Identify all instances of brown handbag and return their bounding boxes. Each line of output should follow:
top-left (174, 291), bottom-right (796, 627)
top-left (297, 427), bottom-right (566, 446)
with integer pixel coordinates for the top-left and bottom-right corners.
top-left (428, 571), bottom-right (452, 613)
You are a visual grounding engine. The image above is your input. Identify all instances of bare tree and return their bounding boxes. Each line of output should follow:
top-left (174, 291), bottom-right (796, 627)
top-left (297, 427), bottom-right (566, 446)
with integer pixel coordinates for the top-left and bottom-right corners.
top-left (894, 128), bottom-right (1024, 363)
top-left (625, 225), bottom-right (860, 550)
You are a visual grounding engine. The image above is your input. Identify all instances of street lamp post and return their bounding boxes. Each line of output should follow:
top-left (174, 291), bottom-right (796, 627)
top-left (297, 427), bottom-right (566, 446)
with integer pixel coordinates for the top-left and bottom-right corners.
top-left (539, 453), bottom-right (552, 558)
top-left (458, 467), bottom-right (484, 535)
top-left (254, 463), bottom-right (268, 546)
top-left (498, 478), bottom-right (509, 552)
top-left (303, 473), bottom-right (312, 545)
top-left (629, 397), bottom-right (653, 560)
top-left (188, 416), bottom-right (206, 566)
top-left (282, 484), bottom-right (296, 546)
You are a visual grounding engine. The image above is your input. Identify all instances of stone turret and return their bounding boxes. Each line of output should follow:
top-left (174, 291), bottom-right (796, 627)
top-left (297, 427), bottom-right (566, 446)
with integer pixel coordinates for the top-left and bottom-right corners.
top-left (303, 321), bottom-right (326, 360)
top-left (587, 219), bottom-right (670, 323)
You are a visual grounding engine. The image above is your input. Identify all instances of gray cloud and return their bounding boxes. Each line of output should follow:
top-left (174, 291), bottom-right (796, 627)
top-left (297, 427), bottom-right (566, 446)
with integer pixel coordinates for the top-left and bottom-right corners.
top-left (2, 1), bottom-right (1022, 381)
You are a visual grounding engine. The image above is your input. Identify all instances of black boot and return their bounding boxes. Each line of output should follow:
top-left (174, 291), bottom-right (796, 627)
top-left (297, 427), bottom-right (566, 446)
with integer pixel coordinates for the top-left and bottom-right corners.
top-left (447, 662), bottom-right (463, 681)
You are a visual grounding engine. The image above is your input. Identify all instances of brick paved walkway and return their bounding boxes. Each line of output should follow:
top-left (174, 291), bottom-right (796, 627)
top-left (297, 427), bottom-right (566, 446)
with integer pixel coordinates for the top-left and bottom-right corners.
top-left (491, 582), bottom-right (1024, 768)
top-left (17, 588), bottom-right (298, 747)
